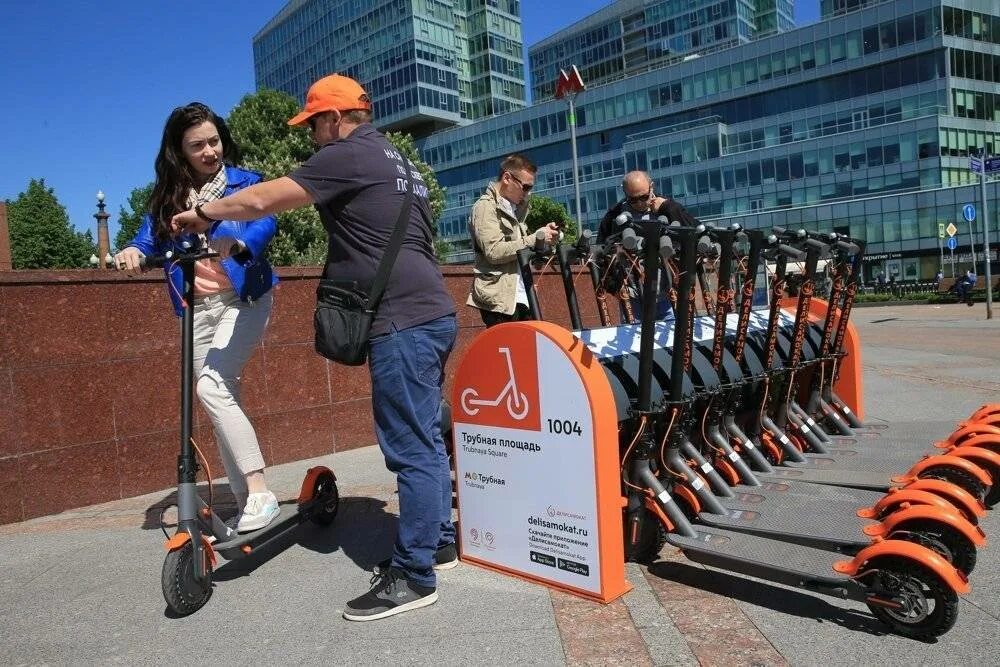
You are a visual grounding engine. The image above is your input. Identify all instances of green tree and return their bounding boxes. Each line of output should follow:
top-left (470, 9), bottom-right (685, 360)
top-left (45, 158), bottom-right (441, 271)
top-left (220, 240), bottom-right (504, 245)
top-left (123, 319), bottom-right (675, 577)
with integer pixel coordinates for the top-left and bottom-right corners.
top-left (113, 183), bottom-right (153, 251)
top-left (525, 195), bottom-right (578, 244)
top-left (227, 89), bottom-right (326, 265)
top-left (385, 131), bottom-right (450, 262)
top-left (7, 179), bottom-right (95, 269)
top-left (226, 89), bottom-right (452, 264)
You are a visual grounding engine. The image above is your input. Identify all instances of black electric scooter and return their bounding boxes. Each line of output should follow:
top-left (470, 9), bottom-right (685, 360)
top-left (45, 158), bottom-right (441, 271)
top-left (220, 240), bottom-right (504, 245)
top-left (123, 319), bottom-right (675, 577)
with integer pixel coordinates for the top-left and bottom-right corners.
top-left (621, 220), bottom-right (970, 640)
top-left (743, 231), bottom-right (995, 502)
top-left (143, 242), bottom-right (339, 616)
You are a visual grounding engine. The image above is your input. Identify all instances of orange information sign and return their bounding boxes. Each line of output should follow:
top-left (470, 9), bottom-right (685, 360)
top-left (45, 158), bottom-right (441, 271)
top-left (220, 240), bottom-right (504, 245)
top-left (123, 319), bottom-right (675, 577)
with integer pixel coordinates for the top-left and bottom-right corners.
top-left (451, 321), bottom-right (630, 603)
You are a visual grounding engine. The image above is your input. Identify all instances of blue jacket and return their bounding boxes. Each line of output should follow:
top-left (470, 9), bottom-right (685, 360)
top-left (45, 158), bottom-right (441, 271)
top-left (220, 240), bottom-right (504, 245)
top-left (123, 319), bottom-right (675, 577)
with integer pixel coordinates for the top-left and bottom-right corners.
top-left (126, 166), bottom-right (279, 316)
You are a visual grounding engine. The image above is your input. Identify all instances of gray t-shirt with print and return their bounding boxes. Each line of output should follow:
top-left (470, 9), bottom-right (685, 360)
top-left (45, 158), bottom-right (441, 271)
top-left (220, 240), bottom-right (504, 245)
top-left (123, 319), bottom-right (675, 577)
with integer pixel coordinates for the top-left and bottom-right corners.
top-left (289, 124), bottom-right (454, 336)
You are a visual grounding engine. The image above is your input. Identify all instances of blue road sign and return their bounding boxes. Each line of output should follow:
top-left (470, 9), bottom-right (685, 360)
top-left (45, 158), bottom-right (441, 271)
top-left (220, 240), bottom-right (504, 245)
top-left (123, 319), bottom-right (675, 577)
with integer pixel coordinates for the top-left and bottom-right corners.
top-left (963, 204), bottom-right (976, 222)
top-left (970, 156), bottom-right (1000, 173)
top-left (947, 237), bottom-right (958, 251)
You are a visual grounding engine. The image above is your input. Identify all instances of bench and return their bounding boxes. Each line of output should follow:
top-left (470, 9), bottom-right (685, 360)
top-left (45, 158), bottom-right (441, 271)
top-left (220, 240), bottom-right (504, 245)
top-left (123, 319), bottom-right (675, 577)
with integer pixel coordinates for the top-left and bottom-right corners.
top-left (937, 275), bottom-right (1000, 298)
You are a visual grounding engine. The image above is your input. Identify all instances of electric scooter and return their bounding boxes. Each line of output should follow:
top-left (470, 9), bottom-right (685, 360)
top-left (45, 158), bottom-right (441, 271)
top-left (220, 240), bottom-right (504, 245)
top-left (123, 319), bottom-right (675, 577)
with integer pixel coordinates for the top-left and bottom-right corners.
top-left (738, 231), bottom-right (995, 502)
top-left (143, 243), bottom-right (339, 616)
top-left (621, 220), bottom-right (970, 639)
top-left (646, 225), bottom-right (985, 575)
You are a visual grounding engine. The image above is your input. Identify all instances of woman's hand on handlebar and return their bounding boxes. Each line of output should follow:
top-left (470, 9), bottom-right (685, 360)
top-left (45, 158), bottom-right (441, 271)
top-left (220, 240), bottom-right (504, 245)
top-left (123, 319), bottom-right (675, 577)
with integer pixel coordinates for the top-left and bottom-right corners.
top-left (113, 247), bottom-right (145, 276)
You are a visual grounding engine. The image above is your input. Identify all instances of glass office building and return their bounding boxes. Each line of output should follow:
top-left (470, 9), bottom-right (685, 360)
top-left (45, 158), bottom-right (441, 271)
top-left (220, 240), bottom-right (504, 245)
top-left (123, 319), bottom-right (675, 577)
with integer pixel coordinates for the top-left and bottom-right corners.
top-left (529, 0), bottom-right (795, 102)
top-left (421, 0), bottom-right (1000, 281)
top-left (253, 0), bottom-right (526, 136)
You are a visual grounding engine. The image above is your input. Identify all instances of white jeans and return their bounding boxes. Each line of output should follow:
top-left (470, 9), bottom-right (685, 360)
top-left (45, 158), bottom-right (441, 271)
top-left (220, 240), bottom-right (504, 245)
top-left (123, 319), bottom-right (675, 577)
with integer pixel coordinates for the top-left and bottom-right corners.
top-left (191, 290), bottom-right (273, 506)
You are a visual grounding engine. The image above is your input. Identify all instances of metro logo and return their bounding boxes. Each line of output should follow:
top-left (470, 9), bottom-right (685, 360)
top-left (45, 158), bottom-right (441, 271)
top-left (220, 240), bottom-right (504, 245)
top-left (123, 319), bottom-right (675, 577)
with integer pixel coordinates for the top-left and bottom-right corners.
top-left (457, 327), bottom-right (540, 431)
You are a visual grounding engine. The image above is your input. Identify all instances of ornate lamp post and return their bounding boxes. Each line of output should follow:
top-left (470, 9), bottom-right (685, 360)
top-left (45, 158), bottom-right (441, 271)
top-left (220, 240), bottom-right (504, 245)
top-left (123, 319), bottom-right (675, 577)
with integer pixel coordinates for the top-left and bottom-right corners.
top-left (94, 190), bottom-right (111, 270)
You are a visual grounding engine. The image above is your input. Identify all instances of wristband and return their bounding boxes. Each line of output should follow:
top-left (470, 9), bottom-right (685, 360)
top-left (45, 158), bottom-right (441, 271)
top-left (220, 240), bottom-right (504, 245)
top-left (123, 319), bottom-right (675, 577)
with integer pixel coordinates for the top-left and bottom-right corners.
top-left (195, 203), bottom-right (219, 223)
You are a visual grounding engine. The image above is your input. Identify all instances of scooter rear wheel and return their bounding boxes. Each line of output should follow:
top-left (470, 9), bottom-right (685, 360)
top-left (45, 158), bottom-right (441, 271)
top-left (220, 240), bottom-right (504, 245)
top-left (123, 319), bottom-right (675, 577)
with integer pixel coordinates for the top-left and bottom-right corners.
top-left (920, 467), bottom-right (987, 504)
top-left (863, 558), bottom-right (958, 640)
top-left (308, 470), bottom-right (340, 526)
top-left (887, 520), bottom-right (977, 577)
top-left (162, 542), bottom-right (212, 616)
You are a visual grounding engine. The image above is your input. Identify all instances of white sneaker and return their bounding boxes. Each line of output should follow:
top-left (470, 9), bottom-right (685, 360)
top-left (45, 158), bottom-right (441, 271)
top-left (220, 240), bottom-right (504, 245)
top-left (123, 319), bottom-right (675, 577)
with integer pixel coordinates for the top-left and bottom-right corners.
top-left (237, 492), bottom-right (279, 532)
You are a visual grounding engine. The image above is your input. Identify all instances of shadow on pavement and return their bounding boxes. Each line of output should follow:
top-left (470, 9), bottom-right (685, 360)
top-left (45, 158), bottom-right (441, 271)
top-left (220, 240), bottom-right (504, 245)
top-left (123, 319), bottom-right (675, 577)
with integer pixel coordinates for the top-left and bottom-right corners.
top-left (645, 559), bottom-right (936, 642)
top-left (144, 489), bottom-right (400, 593)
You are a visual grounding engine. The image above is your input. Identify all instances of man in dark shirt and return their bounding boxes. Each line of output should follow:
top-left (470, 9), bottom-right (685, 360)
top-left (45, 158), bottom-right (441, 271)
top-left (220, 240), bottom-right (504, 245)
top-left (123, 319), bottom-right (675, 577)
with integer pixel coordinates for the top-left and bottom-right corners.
top-left (172, 74), bottom-right (457, 622)
top-left (596, 171), bottom-right (699, 320)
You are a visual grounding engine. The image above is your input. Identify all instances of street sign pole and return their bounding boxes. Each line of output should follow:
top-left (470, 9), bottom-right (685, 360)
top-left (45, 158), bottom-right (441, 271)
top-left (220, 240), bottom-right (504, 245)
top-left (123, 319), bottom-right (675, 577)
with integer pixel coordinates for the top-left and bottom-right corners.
top-left (980, 150), bottom-right (993, 319)
top-left (555, 66), bottom-right (586, 232)
top-left (964, 203), bottom-right (979, 274)
top-left (950, 246), bottom-right (955, 278)
top-left (568, 93), bottom-right (582, 231)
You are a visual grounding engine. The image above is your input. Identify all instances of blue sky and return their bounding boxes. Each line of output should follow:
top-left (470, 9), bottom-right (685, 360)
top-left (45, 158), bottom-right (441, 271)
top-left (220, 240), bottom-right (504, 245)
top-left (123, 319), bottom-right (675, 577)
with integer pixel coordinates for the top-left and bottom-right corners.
top-left (0, 1), bottom-right (820, 243)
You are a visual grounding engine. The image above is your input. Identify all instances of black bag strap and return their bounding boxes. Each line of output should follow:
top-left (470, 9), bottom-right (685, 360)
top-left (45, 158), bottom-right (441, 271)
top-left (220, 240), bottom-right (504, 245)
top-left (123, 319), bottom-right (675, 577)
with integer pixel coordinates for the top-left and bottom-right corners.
top-left (365, 159), bottom-right (415, 311)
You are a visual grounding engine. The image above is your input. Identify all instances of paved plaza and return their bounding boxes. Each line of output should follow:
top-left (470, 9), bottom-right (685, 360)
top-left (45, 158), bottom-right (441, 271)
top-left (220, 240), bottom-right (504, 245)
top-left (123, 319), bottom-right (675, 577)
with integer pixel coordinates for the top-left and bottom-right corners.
top-left (1, 304), bottom-right (998, 666)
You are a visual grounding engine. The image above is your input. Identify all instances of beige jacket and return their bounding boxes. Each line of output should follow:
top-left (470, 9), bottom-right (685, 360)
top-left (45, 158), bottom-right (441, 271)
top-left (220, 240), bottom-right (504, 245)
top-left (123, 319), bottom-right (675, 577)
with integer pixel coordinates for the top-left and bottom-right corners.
top-left (466, 182), bottom-right (532, 315)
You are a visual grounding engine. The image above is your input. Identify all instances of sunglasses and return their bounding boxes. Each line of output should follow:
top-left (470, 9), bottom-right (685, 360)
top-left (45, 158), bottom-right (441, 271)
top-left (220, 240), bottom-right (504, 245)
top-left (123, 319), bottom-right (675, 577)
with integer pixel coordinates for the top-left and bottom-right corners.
top-left (506, 171), bottom-right (533, 193)
top-left (626, 189), bottom-right (653, 205)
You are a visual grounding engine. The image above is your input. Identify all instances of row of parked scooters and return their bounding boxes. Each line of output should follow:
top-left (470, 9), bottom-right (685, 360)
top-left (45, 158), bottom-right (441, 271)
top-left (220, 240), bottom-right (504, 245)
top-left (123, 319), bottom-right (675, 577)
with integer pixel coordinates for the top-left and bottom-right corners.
top-left (509, 216), bottom-right (998, 640)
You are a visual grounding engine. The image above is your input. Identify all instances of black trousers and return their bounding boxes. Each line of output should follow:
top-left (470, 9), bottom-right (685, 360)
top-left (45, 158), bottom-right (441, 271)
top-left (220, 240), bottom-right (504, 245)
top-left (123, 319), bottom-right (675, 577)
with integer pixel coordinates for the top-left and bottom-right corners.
top-left (479, 303), bottom-right (531, 328)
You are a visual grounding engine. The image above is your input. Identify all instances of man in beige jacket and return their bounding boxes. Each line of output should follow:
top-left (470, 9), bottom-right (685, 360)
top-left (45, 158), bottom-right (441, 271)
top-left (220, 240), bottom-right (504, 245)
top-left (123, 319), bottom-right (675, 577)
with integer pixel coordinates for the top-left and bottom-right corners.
top-left (467, 154), bottom-right (560, 326)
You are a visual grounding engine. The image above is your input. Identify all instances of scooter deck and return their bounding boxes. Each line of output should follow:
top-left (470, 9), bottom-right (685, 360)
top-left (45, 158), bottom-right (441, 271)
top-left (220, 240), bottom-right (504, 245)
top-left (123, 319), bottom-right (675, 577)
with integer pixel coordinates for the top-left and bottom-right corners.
top-left (696, 484), bottom-right (873, 547)
top-left (212, 505), bottom-right (304, 558)
top-left (666, 526), bottom-right (847, 588)
top-left (782, 445), bottom-right (933, 473)
top-left (755, 467), bottom-right (897, 490)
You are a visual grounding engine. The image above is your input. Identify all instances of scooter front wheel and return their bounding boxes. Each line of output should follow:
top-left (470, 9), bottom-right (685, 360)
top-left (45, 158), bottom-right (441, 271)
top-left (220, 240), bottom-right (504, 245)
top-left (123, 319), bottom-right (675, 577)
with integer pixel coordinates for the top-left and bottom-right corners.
top-left (863, 558), bottom-right (959, 640)
top-left (623, 507), bottom-right (666, 564)
top-left (162, 542), bottom-right (212, 616)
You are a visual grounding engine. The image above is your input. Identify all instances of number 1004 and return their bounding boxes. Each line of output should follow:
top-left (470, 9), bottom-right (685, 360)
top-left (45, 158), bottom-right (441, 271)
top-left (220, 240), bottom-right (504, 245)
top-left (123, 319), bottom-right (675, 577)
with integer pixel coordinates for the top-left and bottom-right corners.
top-left (547, 419), bottom-right (583, 436)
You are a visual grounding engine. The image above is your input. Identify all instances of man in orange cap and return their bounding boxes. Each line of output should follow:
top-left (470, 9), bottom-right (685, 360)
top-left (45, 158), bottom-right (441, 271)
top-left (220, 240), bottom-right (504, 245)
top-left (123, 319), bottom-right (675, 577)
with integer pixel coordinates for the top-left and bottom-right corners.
top-left (173, 74), bottom-right (458, 622)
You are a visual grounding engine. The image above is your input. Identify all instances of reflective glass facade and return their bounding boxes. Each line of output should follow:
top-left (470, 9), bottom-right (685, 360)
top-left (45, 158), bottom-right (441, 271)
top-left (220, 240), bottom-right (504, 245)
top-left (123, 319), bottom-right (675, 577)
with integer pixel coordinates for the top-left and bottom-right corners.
top-left (420, 0), bottom-right (1000, 279)
top-left (529, 0), bottom-right (794, 102)
top-left (253, 0), bottom-right (526, 137)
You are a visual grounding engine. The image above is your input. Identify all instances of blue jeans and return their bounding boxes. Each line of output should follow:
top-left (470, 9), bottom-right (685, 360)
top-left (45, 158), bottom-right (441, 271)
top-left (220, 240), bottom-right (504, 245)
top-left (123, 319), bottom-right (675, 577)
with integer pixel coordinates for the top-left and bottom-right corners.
top-left (368, 314), bottom-right (457, 588)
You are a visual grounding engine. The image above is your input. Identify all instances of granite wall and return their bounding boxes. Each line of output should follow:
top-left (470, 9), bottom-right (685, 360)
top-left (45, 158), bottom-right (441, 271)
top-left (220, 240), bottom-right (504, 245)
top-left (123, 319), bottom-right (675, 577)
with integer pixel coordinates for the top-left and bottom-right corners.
top-left (0, 265), bottom-right (605, 524)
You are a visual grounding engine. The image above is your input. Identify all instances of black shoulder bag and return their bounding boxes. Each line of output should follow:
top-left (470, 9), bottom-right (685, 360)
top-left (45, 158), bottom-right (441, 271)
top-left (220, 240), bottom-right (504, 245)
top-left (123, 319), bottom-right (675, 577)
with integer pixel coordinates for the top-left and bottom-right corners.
top-left (313, 164), bottom-right (414, 366)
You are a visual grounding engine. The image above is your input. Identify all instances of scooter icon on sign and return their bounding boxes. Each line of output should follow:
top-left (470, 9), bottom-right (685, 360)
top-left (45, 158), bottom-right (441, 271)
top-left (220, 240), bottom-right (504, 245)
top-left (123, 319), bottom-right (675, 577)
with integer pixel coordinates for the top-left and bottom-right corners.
top-left (460, 347), bottom-right (530, 420)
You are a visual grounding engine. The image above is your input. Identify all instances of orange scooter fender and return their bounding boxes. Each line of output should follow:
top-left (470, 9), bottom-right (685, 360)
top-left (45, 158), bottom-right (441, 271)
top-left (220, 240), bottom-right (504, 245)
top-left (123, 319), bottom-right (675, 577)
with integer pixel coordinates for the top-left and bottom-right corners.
top-left (862, 505), bottom-right (986, 547)
top-left (857, 489), bottom-right (962, 520)
top-left (900, 479), bottom-right (987, 519)
top-left (833, 541), bottom-right (970, 595)
top-left (940, 447), bottom-right (1000, 481)
top-left (969, 404), bottom-right (1000, 422)
top-left (894, 454), bottom-right (993, 487)
top-left (297, 465), bottom-right (337, 504)
top-left (940, 424), bottom-right (1000, 448)
top-left (943, 436), bottom-right (1000, 458)
top-left (164, 531), bottom-right (217, 570)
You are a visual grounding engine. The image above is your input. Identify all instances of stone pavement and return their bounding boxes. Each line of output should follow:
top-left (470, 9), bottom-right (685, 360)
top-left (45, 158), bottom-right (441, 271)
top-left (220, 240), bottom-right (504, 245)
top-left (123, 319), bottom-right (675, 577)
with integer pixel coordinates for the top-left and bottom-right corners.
top-left (1, 304), bottom-right (998, 666)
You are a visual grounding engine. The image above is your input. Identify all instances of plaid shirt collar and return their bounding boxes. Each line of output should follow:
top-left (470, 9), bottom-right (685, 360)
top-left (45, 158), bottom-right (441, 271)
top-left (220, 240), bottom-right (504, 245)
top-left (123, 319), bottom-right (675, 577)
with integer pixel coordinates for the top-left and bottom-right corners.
top-left (186, 166), bottom-right (228, 209)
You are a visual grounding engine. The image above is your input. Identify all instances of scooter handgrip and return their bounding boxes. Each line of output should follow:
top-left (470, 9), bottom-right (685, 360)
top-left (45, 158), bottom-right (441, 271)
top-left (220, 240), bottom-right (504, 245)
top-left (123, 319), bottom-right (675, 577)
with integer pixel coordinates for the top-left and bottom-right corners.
top-left (139, 253), bottom-right (169, 269)
top-left (836, 240), bottom-right (860, 254)
top-left (621, 227), bottom-right (642, 252)
top-left (777, 244), bottom-right (806, 260)
top-left (804, 238), bottom-right (829, 252)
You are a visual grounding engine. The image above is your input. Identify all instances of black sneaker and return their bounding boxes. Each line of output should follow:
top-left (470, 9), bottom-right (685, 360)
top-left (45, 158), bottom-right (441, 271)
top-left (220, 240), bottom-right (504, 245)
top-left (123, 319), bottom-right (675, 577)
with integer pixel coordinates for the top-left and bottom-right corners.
top-left (433, 542), bottom-right (459, 570)
top-left (374, 544), bottom-right (459, 574)
top-left (343, 568), bottom-right (437, 622)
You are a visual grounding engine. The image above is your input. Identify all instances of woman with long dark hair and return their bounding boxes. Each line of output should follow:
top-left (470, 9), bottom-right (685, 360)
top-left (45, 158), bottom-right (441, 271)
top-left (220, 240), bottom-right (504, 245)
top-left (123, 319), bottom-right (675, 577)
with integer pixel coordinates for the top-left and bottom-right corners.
top-left (114, 103), bottom-right (280, 532)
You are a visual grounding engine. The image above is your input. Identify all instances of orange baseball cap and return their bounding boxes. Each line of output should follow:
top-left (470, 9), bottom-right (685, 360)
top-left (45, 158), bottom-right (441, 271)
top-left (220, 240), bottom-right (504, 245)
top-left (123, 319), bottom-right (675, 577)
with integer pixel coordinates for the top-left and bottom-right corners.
top-left (287, 74), bottom-right (372, 126)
